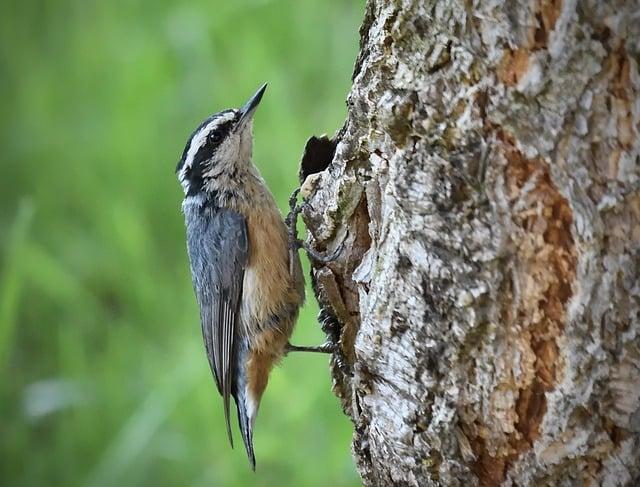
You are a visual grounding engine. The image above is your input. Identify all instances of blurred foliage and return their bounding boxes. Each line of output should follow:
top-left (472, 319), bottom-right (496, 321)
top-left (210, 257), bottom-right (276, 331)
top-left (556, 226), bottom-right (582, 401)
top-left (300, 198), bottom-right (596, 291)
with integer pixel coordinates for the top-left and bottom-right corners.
top-left (0, 0), bottom-right (363, 485)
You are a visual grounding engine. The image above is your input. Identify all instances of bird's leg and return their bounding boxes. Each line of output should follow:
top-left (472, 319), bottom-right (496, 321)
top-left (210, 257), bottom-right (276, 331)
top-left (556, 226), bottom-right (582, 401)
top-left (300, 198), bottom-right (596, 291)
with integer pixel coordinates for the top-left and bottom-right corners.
top-left (285, 342), bottom-right (336, 354)
top-left (285, 187), bottom-right (302, 257)
top-left (286, 188), bottom-right (303, 276)
top-left (285, 310), bottom-right (351, 375)
top-left (285, 187), bottom-right (341, 264)
top-left (285, 190), bottom-right (351, 373)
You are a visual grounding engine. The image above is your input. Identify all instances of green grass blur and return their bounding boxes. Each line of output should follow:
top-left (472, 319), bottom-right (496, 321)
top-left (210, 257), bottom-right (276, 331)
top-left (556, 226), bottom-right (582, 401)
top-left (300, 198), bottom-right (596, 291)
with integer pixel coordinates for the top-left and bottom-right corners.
top-left (0, 1), bottom-right (363, 485)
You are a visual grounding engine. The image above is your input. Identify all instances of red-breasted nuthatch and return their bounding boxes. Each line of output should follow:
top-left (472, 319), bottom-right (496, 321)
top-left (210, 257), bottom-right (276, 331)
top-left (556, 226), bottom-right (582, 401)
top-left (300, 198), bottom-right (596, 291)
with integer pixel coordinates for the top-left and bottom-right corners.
top-left (175, 85), bottom-right (333, 469)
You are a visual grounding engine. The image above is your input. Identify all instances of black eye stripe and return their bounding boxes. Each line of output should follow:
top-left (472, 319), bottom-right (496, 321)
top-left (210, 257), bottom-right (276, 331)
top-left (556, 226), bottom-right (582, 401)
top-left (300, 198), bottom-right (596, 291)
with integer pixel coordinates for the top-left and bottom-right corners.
top-left (193, 143), bottom-right (213, 168)
top-left (208, 132), bottom-right (221, 143)
top-left (176, 109), bottom-right (239, 191)
top-left (189, 119), bottom-right (235, 167)
top-left (206, 120), bottom-right (233, 144)
top-left (176, 110), bottom-right (237, 169)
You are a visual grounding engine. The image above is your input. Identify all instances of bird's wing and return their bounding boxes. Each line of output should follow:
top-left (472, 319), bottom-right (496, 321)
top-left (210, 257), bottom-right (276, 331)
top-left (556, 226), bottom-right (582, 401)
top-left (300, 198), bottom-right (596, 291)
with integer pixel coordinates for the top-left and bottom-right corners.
top-left (186, 207), bottom-right (248, 447)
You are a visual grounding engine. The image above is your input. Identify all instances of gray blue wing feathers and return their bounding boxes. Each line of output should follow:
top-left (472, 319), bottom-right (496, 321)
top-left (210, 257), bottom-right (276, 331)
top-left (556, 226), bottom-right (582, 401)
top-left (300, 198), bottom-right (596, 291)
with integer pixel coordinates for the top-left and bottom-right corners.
top-left (186, 206), bottom-right (248, 447)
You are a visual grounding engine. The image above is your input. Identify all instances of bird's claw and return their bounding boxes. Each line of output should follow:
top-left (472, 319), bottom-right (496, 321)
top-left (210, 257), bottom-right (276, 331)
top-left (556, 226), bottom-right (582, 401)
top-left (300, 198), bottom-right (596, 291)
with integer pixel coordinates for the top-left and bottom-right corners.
top-left (299, 239), bottom-right (343, 263)
top-left (286, 187), bottom-right (341, 263)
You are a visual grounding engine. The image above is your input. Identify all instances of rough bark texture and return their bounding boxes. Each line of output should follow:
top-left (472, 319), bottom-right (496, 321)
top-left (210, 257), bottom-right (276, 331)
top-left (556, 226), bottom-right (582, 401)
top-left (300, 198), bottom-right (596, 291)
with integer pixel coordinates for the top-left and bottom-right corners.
top-left (299, 0), bottom-right (640, 485)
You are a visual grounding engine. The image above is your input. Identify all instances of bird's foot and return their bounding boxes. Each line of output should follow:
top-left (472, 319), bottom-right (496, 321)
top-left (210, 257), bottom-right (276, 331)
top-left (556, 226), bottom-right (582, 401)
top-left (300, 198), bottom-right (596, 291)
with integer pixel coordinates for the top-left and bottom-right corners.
top-left (318, 309), bottom-right (351, 376)
top-left (290, 238), bottom-right (342, 264)
top-left (285, 188), bottom-right (302, 233)
top-left (285, 187), bottom-right (342, 264)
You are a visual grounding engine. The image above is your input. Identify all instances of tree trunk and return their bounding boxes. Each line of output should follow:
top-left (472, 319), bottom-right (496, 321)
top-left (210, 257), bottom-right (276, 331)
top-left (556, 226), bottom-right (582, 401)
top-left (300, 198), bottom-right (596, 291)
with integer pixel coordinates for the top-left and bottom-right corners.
top-left (298, 0), bottom-right (640, 485)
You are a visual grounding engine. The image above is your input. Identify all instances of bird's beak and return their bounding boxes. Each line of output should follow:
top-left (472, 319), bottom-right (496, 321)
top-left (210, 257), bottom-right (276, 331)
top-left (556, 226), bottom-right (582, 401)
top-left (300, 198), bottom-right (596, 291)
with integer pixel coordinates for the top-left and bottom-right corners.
top-left (238, 83), bottom-right (267, 127)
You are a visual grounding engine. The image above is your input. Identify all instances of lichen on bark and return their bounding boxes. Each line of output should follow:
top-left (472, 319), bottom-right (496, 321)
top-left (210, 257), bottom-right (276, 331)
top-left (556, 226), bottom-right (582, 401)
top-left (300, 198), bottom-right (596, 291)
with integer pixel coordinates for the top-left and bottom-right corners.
top-left (299, 0), bottom-right (640, 485)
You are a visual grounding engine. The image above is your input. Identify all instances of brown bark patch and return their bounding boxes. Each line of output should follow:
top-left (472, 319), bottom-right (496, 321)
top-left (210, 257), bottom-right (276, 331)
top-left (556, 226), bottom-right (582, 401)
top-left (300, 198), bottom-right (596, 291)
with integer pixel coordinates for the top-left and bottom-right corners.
top-left (473, 438), bottom-right (507, 487)
top-left (609, 47), bottom-right (632, 98)
top-left (503, 137), bottom-right (577, 462)
top-left (498, 0), bottom-right (563, 87)
top-left (603, 417), bottom-right (631, 447)
top-left (607, 48), bottom-right (636, 149)
top-left (471, 132), bottom-right (577, 485)
top-left (532, 0), bottom-right (562, 49)
top-left (497, 48), bottom-right (530, 86)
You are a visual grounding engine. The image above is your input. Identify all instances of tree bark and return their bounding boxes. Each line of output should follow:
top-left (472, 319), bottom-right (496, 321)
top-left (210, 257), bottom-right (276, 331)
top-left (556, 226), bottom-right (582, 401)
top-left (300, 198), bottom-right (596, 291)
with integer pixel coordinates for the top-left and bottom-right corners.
top-left (298, 0), bottom-right (640, 485)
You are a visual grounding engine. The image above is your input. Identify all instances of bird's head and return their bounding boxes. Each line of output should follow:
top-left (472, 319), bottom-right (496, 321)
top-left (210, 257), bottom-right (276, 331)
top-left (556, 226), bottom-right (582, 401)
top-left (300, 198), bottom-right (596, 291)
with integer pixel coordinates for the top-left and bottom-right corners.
top-left (176, 84), bottom-right (267, 196)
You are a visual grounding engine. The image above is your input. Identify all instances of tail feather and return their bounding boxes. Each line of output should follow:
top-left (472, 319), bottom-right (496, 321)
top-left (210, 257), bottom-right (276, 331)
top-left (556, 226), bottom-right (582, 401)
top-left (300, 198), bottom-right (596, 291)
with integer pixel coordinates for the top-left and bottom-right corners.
top-left (223, 386), bottom-right (234, 449)
top-left (232, 336), bottom-right (257, 470)
top-left (222, 301), bottom-right (234, 448)
top-left (236, 396), bottom-right (256, 470)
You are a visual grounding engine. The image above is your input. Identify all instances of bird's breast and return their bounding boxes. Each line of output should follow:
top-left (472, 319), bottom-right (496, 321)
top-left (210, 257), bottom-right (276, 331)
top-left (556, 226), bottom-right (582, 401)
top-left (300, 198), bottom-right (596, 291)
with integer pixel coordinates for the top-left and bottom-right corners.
top-left (237, 198), bottom-right (303, 343)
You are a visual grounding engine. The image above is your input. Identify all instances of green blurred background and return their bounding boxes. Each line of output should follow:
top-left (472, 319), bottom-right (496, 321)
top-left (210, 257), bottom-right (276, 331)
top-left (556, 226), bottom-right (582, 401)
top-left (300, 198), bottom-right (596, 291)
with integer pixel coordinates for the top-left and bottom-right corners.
top-left (0, 1), bottom-right (363, 485)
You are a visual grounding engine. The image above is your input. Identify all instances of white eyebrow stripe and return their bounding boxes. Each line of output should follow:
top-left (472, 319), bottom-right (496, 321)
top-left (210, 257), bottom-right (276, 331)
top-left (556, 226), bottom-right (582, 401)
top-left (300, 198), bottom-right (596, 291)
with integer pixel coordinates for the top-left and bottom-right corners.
top-left (183, 111), bottom-right (236, 169)
top-left (178, 164), bottom-right (189, 191)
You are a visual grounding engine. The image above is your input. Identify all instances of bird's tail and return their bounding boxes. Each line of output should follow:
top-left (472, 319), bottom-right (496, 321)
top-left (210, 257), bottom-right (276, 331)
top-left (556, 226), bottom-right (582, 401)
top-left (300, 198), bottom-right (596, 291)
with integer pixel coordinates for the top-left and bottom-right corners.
top-left (236, 391), bottom-right (256, 470)
top-left (232, 336), bottom-right (257, 470)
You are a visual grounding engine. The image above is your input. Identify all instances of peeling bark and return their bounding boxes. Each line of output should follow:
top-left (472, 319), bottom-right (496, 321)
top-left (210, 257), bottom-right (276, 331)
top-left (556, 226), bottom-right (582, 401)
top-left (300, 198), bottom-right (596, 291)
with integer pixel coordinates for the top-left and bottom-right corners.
top-left (299, 0), bottom-right (640, 485)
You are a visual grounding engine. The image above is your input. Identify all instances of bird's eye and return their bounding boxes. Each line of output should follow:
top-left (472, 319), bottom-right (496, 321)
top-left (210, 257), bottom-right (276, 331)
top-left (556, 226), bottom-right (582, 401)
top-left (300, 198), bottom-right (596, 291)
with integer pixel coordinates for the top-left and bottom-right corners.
top-left (207, 131), bottom-right (222, 144)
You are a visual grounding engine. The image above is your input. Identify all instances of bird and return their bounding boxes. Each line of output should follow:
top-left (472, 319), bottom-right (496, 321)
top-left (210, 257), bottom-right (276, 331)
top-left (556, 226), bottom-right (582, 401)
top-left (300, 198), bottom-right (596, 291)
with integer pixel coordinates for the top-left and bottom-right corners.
top-left (175, 84), bottom-right (323, 469)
